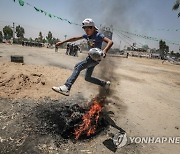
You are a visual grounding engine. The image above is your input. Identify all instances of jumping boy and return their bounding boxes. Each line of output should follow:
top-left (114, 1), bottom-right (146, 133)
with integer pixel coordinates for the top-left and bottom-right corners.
top-left (52, 18), bottom-right (113, 96)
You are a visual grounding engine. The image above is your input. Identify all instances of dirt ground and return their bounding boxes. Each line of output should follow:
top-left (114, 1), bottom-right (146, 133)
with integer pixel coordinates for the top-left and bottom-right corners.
top-left (0, 44), bottom-right (180, 154)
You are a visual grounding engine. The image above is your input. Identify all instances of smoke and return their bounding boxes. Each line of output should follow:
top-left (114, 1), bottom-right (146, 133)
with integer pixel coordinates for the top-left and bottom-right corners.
top-left (97, 56), bottom-right (119, 101)
top-left (69, 0), bottom-right (153, 49)
top-left (69, 0), bottom-right (147, 30)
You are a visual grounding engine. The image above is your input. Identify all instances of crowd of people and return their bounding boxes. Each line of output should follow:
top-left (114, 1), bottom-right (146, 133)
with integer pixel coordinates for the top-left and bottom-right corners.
top-left (66, 43), bottom-right (81, 57)
top-left (22, 41), bottom-right (43, 47)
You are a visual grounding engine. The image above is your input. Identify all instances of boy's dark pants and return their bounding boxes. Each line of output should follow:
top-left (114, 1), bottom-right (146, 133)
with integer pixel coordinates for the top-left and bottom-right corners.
top-left (65, 56), bottom-right (106, 90)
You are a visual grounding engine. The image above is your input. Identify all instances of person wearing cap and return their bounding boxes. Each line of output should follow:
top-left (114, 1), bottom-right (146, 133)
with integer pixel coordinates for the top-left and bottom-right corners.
top-left (52, 18), bottom-right (113, 96)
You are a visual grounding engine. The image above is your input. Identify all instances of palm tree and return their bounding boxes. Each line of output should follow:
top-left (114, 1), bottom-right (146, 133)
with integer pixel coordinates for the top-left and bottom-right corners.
top-left (172, 0), bottom-right (180, 17)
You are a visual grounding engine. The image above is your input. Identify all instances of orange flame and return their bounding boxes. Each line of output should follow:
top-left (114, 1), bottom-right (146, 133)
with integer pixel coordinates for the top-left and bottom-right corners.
top-left (74, 98), bottom-right (102, 140)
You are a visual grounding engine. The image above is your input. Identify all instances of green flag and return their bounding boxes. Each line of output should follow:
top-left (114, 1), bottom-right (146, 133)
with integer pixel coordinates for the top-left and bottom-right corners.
top-left (19, 0), bottom-right (24, 6)
top-left (34, 7), bottom-right (40, 12)
top-left (44, 11), bottom-right (47, 15)
top-left (57, 17), bottom-right (62, 20)
top-left (48, 14), bottom-right (52, 18)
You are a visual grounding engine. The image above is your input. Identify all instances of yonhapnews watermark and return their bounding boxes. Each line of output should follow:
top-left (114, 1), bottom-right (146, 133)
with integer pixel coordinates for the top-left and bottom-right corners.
top-left (113, 132), bottom-right (180, 148)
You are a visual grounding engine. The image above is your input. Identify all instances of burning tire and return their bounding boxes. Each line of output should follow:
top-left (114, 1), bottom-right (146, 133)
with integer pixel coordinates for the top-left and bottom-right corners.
top-left (35, 96), bottom-right (109, 140)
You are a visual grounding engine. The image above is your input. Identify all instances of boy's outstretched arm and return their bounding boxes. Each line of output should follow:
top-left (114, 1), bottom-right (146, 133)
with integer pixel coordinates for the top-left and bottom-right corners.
top-left (56, 36), bottom-right (83, 47)
top-left (103, 37), bottom-right (114, 55)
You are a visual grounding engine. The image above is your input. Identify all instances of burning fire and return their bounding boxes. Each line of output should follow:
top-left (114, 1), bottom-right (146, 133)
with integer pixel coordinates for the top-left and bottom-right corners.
top-left (74, 97), bottom-right (103, 140)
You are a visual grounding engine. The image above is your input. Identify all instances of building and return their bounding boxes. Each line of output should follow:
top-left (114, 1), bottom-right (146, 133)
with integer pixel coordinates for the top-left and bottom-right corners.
top-left (99, 25), bottom-right (113, 49)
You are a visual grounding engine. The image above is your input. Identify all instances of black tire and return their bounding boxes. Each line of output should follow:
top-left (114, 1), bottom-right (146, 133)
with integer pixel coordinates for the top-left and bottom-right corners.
top-left (11, 55), bottom-right (24, 63)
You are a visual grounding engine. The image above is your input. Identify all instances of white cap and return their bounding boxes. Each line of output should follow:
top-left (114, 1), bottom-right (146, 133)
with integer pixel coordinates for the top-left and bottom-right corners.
top-left (82, 18), bottom-right (98, 30)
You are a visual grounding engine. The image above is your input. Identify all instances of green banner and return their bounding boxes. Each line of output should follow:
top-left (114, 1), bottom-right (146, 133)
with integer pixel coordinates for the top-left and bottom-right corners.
top-left (19, 0), bottom-right (24, 6)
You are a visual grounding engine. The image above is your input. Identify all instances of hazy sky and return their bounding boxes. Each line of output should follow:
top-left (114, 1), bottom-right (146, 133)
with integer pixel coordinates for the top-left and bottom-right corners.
top-left (0, 0), bottom-right (179, 51)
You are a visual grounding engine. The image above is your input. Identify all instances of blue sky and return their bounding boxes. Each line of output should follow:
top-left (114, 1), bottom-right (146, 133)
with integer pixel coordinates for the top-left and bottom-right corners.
top-left (0, 0), bottom-right (179, 51)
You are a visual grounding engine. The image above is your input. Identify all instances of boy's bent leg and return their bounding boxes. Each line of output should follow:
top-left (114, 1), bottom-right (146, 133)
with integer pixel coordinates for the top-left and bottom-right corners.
top-left (85, 66), bottom-right (106, 86)
top-left (52, 56), bottom-right (101, 95)
top-left (65, 59), bottom-right (89, 90)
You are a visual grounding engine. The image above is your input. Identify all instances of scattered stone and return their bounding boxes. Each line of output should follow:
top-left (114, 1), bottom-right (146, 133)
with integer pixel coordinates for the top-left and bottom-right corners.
top-left (175, 126), bottom-right (179, 130)
top-left (41, 81), bottom-right (45, 85)
top-left (31, 73), bottom-right (42, 77)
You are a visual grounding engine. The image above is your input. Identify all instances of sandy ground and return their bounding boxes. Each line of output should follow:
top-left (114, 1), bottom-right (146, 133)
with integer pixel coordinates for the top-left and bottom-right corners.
top-left (0, 44), bottom-right (180, 154)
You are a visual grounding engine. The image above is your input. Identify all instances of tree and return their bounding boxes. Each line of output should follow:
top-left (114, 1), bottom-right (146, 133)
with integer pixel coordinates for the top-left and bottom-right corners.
top-left (3, 26), bottom-right (13, 40)
top-left (0, 31), bottom-right (3, 42)
top-left (172, 0), bottom-right (180, 17)
top-left (38, 32), bottom-right (43, 42)
top-left (142, 44), bottom-right (149, 51)
top-left (46, 31), bottom-right (53, 45)
top-left (42, 38), bottom-right (46, 43)
top-left (29, 37), bottom-right (33, 42)
top-left (170, 51), bottom-right (174, 55)
top-left (16, 25), bottom-right (25, 38)
top-left (159, 40), bottom-right (169, 59)
top-left (35, 38), bottom-right (39, 42)
top-left (52, 37), bottom-right (60, 44)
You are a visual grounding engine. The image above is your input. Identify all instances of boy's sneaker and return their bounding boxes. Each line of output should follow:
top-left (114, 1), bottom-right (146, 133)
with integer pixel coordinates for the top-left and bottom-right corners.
top-left (104, 81), bottom-right (111, 89)
top-left (52, 85), bottom-right (70, 96)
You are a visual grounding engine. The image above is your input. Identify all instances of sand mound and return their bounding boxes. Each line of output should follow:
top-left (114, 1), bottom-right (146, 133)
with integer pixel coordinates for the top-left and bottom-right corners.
top-left (0, 62), bottom-right (84, 99)
top-left (0, 73), bottom-right (46, 96)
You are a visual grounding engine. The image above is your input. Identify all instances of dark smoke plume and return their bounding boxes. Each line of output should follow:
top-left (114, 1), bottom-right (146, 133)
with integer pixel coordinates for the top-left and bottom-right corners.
top-left (95, 56), bottom-right (121, 108)
top-left (69, 0), bottom-right (149, 30)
